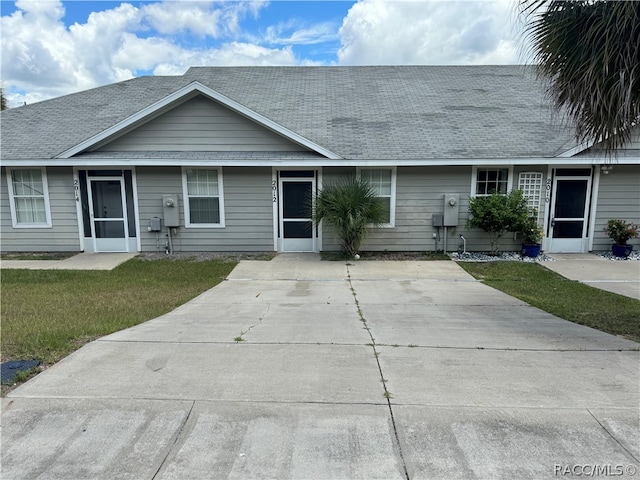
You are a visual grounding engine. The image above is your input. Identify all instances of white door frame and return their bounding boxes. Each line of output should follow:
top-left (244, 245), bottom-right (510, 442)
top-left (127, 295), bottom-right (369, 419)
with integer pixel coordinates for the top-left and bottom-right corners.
top-left (87, 176), bottom-right (130, 252)
top-left (547, 168), bottom-right (593, 253)
top-left (273, 168), bottom-right (320, 253)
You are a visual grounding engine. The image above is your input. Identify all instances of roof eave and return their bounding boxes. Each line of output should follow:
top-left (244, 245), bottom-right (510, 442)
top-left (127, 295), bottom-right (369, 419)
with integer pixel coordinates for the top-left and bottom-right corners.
top-left (5, 156), bottom-right (639, 168)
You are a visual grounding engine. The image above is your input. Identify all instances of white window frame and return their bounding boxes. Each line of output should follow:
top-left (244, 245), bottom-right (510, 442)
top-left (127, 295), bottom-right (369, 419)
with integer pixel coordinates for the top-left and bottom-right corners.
top-left (357, 166), bottom-right (396, 228)
top-left (470, 166), bottom-right (514, 197)
top-left (182, 167), bottom-right (225, 228)
top-left (6, 167), bottom-right (52, 228)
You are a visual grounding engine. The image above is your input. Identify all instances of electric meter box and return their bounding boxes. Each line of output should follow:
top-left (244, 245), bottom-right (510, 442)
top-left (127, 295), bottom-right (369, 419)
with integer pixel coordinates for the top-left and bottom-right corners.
top-left (162, 194), bottom-right (180, 227)
top-left (443, 194), bottom-right (460, 226)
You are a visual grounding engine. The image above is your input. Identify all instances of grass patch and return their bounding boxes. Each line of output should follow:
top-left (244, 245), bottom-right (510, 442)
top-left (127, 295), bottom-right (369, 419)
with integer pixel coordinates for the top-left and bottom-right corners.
top-left (1, 258), bottom-right (237, 369)
top-left (459, 262), bottom-right (640, 342)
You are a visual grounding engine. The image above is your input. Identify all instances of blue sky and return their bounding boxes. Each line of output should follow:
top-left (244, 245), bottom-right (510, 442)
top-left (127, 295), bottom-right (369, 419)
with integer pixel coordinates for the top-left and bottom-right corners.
top-left (1, 0), bottom-right (525, 106)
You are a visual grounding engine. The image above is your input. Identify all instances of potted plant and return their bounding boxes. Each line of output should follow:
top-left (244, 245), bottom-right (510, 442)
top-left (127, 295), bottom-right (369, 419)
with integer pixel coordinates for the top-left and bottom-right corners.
top-left (604, 219), bottom-right (638, 257)
top-left (519, 213), bottom-right (544, 258)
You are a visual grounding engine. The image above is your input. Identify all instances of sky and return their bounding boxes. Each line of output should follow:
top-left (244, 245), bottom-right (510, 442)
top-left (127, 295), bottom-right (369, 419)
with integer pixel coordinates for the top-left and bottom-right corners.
top-left (1, 0), bottom-right (529, 107)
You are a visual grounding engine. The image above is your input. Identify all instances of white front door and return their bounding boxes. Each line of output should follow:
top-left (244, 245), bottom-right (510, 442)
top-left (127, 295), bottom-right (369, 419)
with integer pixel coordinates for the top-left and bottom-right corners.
top-left (88, 177), bottom-right (129, 252)
top-left (547, 169), bottom-right (592, 253)
top-left (279, 175), bottom-right (315, 252)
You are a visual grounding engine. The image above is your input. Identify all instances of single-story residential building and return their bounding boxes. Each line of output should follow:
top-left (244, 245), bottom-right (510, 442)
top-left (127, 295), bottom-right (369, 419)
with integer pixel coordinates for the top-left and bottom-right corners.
top-left (1, 66), bottom-right (638, 254)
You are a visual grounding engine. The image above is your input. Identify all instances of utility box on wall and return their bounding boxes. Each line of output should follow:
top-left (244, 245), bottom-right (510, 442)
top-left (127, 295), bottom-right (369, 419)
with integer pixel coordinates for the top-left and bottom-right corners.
top-left (443, 194), bottom-right (460, 226)
top-left (162, 194), bottom-right (180, 228)
top-left (149, 217), bottom-right (162, 232)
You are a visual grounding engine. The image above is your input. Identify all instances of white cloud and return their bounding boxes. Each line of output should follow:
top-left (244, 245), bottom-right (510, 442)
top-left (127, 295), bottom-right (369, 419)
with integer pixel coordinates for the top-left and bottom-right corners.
top-left (152, 42), bottom-right (297, 76)
top-left (143, 1), bottom-right (219, 36)
top-left (2, 0), bottom-right (73, 89)
top-left (141, 1), bottom-right (261, 37)
top-left (0, 0), bottom-right (531, 107)
top-left (264, 19), bottom-right (339, 46)
top-left (337, 0), bottom-right (523, 65)
top-left (0, 0), bottom-right (277, 106)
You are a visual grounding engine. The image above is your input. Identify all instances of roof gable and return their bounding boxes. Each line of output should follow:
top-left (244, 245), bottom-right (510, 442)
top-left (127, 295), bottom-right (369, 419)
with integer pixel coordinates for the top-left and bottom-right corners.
top-left (58, 82), bottom-right (342, 159)
top-left (94, 94), bottom-right (312, 153)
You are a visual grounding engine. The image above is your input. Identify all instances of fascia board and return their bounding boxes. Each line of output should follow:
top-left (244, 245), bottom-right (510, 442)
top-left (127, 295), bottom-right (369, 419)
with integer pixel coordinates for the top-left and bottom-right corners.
top-left (56, 81), bottom-right (343, 160)
top-left (556, 141), bottom-right (595, 158)
top-left (6, 157), bottom-right (639, 168)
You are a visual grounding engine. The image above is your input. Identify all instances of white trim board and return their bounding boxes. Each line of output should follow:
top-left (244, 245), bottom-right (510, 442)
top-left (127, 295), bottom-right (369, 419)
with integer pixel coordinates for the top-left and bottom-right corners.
top-left (7, 157), bottom-right (640, 168)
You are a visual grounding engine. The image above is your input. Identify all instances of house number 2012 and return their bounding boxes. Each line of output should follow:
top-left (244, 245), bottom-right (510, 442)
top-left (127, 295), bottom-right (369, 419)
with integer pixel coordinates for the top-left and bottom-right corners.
top-left (272, 180), bottom-right (277, 202)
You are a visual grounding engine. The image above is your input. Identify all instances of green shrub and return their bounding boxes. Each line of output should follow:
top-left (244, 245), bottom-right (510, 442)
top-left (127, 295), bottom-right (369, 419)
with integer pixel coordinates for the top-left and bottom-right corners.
top-left (466, 190), bottom-right (529, 253)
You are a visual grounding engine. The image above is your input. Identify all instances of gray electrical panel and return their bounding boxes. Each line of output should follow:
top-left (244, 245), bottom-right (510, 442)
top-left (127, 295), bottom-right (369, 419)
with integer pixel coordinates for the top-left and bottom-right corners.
top-left (149, 217), bottom-right (162, 232)
top-left (162, 194), bottom-right (180, 227)
top-left (432, 214), bottom-right (443, 227)
top-left (443, 194), bottom-right (460, 226)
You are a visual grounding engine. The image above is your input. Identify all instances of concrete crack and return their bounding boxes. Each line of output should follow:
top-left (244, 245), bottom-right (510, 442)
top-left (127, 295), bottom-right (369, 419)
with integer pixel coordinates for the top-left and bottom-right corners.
top-left (587, 408), bottom-right (640, 463)
top-left (346, 262), bottom-right (411, 480)
top-left (152, 400), bottom-right (196, 479)
top-left (234, 304), bottom-right (271, 342)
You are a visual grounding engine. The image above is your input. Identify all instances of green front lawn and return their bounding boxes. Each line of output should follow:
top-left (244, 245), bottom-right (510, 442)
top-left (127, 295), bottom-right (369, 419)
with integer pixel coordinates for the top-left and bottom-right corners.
top-left (459, 262), bottom-right (640, 342)
top-left (1, 258), bottom-right (237, 368)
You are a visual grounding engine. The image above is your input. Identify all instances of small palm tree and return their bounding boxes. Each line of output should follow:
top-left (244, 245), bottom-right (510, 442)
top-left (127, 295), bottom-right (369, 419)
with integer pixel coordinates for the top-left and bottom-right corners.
top-left (520, 1), bottom-right (640, 155)
top-left (313, 177), bottom-right (386, 257)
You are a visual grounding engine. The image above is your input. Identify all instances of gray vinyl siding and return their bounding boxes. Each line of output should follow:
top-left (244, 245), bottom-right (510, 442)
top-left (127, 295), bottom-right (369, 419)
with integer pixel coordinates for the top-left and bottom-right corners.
top-left (321, 166), bottom-right (548, 253)
top-left (0, 167), bottom-right (81, 252)
top-left (626, 128), bottom-right (640, 149)
top-left (592, 164), bottom-right (640, 251)
top-left (366, 166), bottom-right (471, 252)
top-left (136, 166), bottom-right (274, 252)
top-left (97, 96), bottom-right (308, 153)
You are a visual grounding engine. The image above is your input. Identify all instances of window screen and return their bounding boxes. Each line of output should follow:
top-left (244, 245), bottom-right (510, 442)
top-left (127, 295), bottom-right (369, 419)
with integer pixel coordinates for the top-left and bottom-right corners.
top-left (10, 169), bottom-right (48, 224)
top-left (186, 169), bottom-right (221, 225)
top-left (476, 168), bottom-right (508, 195)
top-left (360, 168), bottom-right (392, 224)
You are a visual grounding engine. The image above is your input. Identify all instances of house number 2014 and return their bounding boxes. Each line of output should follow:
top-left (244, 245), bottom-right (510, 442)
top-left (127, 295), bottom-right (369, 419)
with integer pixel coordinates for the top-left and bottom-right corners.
top-left (74, 179), bottom-right (80, 202)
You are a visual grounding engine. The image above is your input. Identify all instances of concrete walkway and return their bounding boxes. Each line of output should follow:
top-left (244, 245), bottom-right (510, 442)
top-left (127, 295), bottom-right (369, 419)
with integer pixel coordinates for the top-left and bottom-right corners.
top-left (543, 254), bottom-right (640, 300)
top-left (0, 252), bottom-right (137, 270)
top-left (2, 254), bottom-right (639, 479)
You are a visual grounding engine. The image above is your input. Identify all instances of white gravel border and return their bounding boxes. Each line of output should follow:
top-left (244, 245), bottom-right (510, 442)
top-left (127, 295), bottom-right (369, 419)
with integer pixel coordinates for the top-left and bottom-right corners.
top-left (449, 251), bottom-right (555, 262)
top-left (450, 250), bottom-right (640, 262)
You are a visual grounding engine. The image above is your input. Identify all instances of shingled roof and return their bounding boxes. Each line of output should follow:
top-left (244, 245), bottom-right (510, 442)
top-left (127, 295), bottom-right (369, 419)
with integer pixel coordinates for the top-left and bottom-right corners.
top-left (1, 65), bottom-right (580, 162)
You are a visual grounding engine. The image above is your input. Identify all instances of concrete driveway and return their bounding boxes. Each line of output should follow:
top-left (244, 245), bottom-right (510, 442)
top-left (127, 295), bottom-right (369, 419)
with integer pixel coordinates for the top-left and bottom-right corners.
top-left (543, 254), bottom-right (640, 300)
top-left (2, 255), bottom-right (639, 479)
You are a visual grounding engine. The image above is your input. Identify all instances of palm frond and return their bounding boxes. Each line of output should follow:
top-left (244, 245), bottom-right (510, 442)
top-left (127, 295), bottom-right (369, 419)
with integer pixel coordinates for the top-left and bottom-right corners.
top-left (520, 1), bottom-right (640, 156)
top-left (313, 177), bottom-right (386, 256)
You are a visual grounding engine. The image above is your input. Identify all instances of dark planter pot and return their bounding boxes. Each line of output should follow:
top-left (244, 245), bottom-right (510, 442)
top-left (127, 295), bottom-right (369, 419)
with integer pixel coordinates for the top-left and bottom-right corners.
top-left (612, 244), bottom-right (633, 258)
top-left (522, 243), bottom-right (541, 258)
